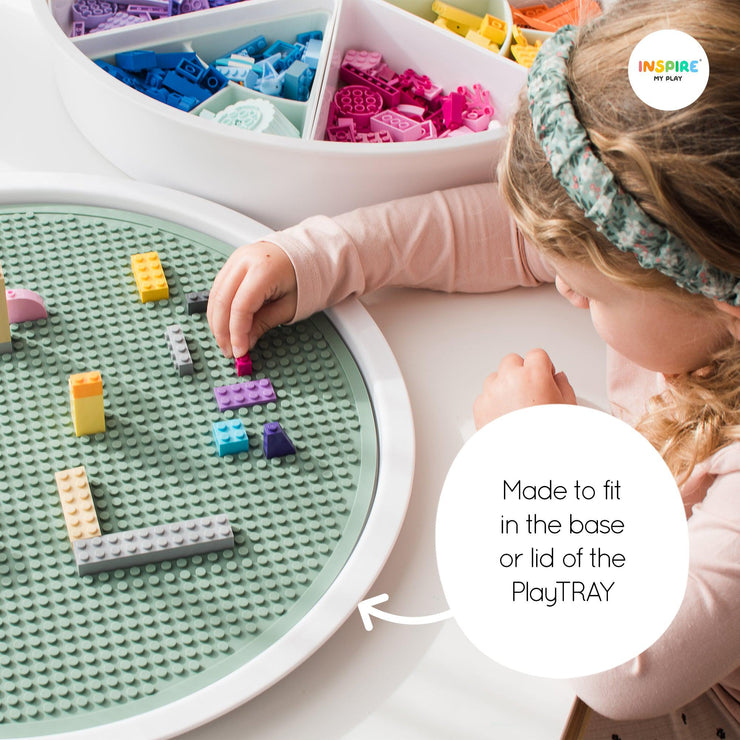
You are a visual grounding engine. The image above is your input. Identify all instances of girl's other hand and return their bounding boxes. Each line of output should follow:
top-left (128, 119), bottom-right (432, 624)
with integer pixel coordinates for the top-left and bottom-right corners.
top-left (208, 241), bottom-right (297, 359)
top-left (473, 348), bottom-right (577, 430)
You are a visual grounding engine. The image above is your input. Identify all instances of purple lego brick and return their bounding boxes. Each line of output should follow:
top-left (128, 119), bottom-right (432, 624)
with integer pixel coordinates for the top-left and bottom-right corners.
top-left (234, 353), bottom-right (252, 377)
top-left (333, 86), bottom-right (383, 130)
top-left (92, 11), bottom-right (146, 30)
top-left (71, 20), bottom-right (86, 35)
top-left (127, 4), bottom-right (168, 17)
top-left (72, 0), bottom-right (115, 28)
top-left (339, 64), bottom-right (400, 107)
top-left (213, 379), bottom-right (276, 411)
top-left (263, 422), bottom-right (296, 458)
top-left (179, 0), bottom-right (208, 13)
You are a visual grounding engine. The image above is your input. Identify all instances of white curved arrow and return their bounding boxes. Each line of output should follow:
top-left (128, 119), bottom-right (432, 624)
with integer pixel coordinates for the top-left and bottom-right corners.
top-left (358, 593), bottom-right (453, 631)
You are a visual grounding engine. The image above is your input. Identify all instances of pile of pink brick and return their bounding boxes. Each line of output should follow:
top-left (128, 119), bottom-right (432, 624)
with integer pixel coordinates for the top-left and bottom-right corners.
top-left (325, 49), bottom-right (498, 143)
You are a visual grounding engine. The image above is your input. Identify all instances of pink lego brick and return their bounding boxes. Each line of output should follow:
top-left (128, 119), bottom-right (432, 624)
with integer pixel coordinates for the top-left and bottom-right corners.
top-left (339, 64), bottom-right (400, 107)
top-left (234, 353), bottom-right (253, 376)
top-left (370, 110), bottom-right (425, 142)
top-left (419, 120), bottom-right (437, 139)
top-left (342, 50), bottom-right (382, 72)
top-left (333, 86), bottom-right (383, 129)
top-left (395, 104), bottom-right (426, 120)
top-left (355, 131), bottom-right (393, 143)
top-left (6, 289), bottom-right (47, 324)
top-left (399, 69), bottom-right (443, 102)
top-left (462, 107), bottom-right (492, 132)
top-left (213, 379), bottom-right (276, 411)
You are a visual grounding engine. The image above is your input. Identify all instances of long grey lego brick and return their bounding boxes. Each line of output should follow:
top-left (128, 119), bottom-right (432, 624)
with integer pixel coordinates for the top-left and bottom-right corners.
top-left (73, 514), bottom-right (234, 575)
top-left (165, 323), bottom-right (194, 376)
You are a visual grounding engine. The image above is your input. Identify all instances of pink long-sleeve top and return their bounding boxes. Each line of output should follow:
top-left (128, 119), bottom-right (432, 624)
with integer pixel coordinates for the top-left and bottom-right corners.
top-left (267, 182), bottom-right (740, 723)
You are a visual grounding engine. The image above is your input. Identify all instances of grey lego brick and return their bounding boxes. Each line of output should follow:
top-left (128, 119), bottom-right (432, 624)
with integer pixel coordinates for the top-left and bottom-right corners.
top-left (73, 514), bottom-right (235, 575)
top-left (0, 340), bottom-right (12, 354)
top-left (185, 290), bottom-right (209, 315)
top-left (165, 323), bottom-right (194, 375)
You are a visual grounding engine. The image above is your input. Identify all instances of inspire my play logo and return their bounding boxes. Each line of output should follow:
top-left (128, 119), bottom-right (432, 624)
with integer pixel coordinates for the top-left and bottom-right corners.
top-left (628, 30), bottom-right (709, 110)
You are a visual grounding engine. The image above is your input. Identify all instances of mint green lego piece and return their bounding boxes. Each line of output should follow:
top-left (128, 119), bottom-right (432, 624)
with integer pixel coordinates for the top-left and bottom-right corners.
top-left (0, 205), bottom-right (377, 735)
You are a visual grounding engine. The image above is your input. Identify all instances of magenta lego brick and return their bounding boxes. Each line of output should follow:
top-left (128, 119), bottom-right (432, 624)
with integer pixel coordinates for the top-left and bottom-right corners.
top-left (339, 64), bottom-right (400, 107)
top-left (234, 353), bottom-right (253, 377)
top-left (213, 379), bottom-right (277, 411)
top-left (333, 86), bottom-right (383, 129)
top-left (441, 91), bottom-right (465, 127)
top-left (327, 124), bottom-right (356, 143)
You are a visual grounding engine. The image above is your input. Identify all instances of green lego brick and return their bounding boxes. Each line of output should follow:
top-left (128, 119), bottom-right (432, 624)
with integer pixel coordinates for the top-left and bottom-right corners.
top-left (0, 205), bottom-right (378, 735)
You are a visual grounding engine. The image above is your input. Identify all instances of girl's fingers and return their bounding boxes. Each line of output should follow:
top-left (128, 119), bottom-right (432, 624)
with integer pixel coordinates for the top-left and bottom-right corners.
top-left (553, 370), bottom-right (577, 404)
top-left (208, 258), bottom-right (250, 357)
top-left (522, 348), bottom-right (555, 374)
top-left (228, 264), bottom-right (279, 358)
top-left (245, 296), bottom-right (297, 351)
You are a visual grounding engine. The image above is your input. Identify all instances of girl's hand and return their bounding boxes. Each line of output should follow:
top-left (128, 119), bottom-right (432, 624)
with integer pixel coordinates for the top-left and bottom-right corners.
top-left (473, 349), bottom-right (577, 430)
top-left (207, 241), bottom-right (297, 359)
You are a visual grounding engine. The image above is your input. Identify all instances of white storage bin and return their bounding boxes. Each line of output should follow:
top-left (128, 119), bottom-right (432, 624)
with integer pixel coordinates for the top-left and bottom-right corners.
top-left (31, 0), bottom-right (527, 229)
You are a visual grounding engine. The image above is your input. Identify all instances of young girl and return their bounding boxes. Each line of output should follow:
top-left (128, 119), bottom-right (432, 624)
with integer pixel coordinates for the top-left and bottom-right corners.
top-left (207, 0), bottom-right (740, 736)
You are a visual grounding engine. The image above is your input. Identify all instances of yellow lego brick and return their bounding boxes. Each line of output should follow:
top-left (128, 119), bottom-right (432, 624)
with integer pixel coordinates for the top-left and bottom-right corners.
top-left (434, 15), bottom-right (473, 36)
top-left (69, 371), bottom-right (103, 399)
top-left (70, 393), bottom-right (105, 437)
top-left (55, 466), bottom-right (101, 542)
top-left (465, 29), bottom-right (500, 52)
top-left (432, 0), bottom-right (483, 29)
top-left (511, 43), bottom-right (539, 68)
top-left (512, 23), bottom-right (528, 47)
top-left (479, 14), bottom-right (507, 45)
top-left (0, 263), bottom-right (10, 346)
top-left (131, 251), bottom-right (169, 303)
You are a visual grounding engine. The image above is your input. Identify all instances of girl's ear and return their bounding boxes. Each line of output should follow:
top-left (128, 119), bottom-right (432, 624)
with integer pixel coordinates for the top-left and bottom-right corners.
top-left (713, 300), bottom-right (740, 339)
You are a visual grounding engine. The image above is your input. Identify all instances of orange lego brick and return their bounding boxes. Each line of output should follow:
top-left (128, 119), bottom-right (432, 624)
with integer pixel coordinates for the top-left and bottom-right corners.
top-left (526, 0), bottom-right (601, 31)
top-left (55, 466), bottom-right (102, 542)
top-left (130, 251), bottom-right (169, 303)
top-left (69, 371), bottom-right (103, 399)
top-left (511, 5), bottom-right (549, 28)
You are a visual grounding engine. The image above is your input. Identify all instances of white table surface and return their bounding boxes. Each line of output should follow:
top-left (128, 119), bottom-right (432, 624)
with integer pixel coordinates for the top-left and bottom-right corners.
top-left (0, 3), bottom-right (608, 736)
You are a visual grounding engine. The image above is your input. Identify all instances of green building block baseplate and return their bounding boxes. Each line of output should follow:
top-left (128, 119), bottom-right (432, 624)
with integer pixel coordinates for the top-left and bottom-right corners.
top-left (0, 175), bottom-right (414, 740)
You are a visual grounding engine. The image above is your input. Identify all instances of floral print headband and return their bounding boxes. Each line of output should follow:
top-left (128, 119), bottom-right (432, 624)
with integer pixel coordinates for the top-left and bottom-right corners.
top-left (527, 25), bottom-right (739, 304)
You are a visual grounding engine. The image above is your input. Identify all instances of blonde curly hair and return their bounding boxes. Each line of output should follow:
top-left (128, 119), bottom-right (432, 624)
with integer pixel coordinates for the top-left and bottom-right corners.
top-left (498, 0), bottom-right (740, 483)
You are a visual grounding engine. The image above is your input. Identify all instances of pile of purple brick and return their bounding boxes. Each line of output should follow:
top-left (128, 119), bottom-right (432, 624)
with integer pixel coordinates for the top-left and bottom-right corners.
top-left (325, 49), bottom-right (498, 143)
top-left (69, 0), bottom-right (250, 36)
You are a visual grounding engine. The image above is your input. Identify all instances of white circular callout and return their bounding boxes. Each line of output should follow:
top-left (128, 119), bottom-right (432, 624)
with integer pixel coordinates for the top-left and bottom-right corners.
top-left (435, 405), bottom-right (689, 679)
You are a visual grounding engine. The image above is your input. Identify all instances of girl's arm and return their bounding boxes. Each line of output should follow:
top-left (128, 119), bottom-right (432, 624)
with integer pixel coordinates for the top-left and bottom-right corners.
top-left (570, 461), bottom-right (740, 719)
top-left (208, 182), bottom-right (555, 357)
